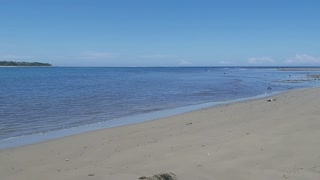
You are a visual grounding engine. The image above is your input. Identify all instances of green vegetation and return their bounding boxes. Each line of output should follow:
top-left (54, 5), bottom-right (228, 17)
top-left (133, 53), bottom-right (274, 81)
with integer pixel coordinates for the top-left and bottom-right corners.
top-left (0, 61), bottom-right (52, 67)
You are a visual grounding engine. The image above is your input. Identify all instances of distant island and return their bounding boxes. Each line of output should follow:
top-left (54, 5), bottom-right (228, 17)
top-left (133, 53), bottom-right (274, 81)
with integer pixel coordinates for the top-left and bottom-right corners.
top-left (0, 61), bottom-right (52, 67)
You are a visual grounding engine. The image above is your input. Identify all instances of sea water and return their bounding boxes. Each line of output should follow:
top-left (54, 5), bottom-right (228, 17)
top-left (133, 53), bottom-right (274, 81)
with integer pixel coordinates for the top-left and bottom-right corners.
top-left (0, 67), bottom-right (319, 148)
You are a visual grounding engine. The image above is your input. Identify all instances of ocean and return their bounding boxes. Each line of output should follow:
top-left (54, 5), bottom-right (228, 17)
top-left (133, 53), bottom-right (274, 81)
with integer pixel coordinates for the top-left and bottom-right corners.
top-left (0, 67), bottom-right (319, 149)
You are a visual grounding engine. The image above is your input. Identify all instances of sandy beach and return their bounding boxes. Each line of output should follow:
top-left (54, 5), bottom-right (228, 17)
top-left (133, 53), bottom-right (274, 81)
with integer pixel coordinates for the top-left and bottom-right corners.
top-left (1, 88), bottom-right (320, 180)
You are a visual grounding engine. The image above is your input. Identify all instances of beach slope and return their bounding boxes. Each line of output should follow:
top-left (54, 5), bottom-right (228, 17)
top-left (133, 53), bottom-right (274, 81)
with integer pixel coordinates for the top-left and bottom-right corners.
top-left (1, 88), bottom-right (320, 180)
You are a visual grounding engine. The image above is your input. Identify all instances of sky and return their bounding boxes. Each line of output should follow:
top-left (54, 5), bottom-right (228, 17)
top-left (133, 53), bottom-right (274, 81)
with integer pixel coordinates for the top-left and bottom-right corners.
top-left (0, 0), bottom-right (320, 67)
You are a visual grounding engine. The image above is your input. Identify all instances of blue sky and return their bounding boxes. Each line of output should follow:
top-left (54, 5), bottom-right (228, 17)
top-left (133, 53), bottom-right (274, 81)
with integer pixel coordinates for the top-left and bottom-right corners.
top-left (0, 0), bottom-right (320, 66)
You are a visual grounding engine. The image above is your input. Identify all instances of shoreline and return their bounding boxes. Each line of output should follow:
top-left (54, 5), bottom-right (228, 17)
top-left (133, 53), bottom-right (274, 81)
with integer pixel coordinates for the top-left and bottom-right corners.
top-left (278, 67), bottom-right (320, 71)
top-left (0, 90), bottom-right (282, 150)
top-left (1, 87), bottom-right (320, 179)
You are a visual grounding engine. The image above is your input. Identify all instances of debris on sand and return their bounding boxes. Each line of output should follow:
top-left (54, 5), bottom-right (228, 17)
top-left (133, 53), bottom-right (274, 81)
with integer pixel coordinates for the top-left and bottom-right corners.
top-left (267, 98), bottom-right (276, 102)
top-left (139, 172), bottom-right (178, 180)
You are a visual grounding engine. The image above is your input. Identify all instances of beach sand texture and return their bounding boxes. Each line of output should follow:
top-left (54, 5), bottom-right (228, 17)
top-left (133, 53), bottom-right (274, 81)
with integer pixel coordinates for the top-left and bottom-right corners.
top-left (1, 88), bottom-right (320, 180)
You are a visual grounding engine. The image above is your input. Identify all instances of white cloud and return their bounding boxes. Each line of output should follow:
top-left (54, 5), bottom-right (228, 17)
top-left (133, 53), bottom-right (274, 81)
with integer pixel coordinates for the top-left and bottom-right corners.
top-left (52, 52), bottom-right (119, 66)
top-left (285, 54), bottom-right (320, 64)
top-left (0, 55), bottom-right (34, 60)
top-left (179, 59), bottom-right (192, 65)
top-left (248, 57), bottom-right (274, 65)
top-left (0, 44), bottom-right (17, 48)
top-left (55, 52), bottom-right (118, 60)
top-left (80, 51), bottom-right (118, 59)
top-left (140, 54), bottom-right (177, 59)
top-left (219, 60), bottom-right (233, 65)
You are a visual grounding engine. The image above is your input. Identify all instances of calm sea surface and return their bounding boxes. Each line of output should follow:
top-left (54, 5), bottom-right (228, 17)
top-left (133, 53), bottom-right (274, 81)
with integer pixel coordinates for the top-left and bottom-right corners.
top-left (0, 67), bottom-right (319, 147)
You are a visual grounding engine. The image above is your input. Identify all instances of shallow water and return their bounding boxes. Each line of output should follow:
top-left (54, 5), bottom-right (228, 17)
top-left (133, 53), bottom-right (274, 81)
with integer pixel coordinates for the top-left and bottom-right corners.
top-left (0, 67), bottom-right (319, 147)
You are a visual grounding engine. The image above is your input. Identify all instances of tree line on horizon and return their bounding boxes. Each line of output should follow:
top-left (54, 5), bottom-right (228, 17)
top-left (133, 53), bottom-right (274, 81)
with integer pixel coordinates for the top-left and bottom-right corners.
top-left (0, 61), bottom-right (52, 66)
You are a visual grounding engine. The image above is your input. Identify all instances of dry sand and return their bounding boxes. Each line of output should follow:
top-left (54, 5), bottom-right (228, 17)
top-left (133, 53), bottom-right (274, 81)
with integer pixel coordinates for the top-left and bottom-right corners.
top-left (1, 88), bottom-right (320, 180)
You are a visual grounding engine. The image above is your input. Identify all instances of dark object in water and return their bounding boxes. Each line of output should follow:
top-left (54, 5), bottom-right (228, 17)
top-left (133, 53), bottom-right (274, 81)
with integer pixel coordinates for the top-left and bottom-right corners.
top-left (267, 87), bottom-right (272, 90)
